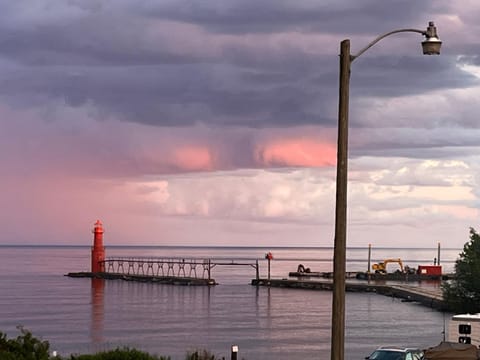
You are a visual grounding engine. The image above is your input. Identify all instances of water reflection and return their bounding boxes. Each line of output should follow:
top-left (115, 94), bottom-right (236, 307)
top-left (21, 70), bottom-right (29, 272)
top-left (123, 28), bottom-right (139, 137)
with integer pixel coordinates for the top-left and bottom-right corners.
top-left (91, 278), bottom-right (105, 348)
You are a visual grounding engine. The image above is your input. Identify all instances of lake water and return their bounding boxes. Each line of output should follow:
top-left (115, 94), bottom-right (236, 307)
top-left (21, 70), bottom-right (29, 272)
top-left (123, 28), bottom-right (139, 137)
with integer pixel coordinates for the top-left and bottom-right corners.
top-left (0, 246), bottom-right (461, 359)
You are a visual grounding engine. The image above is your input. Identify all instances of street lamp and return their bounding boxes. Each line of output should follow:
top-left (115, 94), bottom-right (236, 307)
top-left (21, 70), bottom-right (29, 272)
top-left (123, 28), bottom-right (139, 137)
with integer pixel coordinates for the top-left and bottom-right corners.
top-left (331, 21), bottom-right (441, 360)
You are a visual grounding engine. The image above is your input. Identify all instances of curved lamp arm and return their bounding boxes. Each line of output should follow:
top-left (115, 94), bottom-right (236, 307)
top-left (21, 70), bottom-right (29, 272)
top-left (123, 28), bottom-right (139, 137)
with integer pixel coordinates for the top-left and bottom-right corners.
top-left (351, 28), bottom-right (425, 61)
top-left (351, 21), bottom-right (441, 61)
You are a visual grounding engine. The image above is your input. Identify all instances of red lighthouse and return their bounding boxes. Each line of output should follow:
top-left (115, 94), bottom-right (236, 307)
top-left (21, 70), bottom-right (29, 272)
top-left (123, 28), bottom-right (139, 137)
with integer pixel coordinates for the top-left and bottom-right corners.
top-left (91, 220), bottom-right (105, 273)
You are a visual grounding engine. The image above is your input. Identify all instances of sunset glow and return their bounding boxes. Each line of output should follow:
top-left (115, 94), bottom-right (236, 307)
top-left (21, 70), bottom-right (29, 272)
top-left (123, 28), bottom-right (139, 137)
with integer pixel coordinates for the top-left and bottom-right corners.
top-left (172, 146), bottom-right (214, 172)
top-left (256, 139), bottom-right (336, 167)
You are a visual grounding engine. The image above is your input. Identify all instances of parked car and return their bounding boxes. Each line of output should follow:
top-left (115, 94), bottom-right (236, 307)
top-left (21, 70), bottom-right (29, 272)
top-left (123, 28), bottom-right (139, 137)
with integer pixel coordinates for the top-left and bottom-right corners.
top-left (365, 346), bottom-right (424, 360)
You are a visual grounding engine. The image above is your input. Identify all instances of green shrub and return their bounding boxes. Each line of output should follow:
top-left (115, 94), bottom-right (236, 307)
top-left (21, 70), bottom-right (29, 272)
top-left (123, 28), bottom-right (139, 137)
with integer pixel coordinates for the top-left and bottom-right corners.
top-left (0, 326), bottom-right (51, 360)
top-left (69, 347), bottom-right (169, 360)
top-left (0, 328), bottom-right (235, 360)
top-left (185, 349), bottom-right (223, 360)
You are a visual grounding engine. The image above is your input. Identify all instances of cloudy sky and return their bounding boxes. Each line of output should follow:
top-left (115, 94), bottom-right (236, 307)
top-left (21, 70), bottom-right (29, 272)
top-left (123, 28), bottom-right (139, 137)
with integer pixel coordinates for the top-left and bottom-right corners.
top-left (1, 0), bottom-right (479, 247)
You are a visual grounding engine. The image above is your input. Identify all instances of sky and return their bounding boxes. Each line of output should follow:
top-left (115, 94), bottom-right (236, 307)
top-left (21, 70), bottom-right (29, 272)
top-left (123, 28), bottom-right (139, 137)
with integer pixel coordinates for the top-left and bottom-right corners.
top-left (0, 0), bottom-right (479, 248)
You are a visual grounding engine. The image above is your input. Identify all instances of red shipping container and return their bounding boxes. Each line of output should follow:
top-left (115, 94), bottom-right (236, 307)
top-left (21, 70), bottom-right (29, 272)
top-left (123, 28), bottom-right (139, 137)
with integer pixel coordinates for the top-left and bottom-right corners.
top-left (417, 265), bottom-right (442, 275)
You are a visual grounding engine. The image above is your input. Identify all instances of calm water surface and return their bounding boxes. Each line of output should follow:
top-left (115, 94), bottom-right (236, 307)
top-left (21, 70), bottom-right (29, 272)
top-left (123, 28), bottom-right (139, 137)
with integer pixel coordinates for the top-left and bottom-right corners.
top-left (0, 246), bottom-right (460, 359)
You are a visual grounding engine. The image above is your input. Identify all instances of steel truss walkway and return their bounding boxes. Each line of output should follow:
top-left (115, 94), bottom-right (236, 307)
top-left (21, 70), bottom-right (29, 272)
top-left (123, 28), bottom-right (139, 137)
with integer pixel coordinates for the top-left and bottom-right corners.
top-left (100, 257), bottom-right (260, 281)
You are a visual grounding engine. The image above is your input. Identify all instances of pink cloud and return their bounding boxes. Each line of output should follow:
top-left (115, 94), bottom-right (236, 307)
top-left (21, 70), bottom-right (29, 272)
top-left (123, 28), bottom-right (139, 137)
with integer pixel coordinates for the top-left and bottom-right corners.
top-left (255, 138), bottom-right (336, 167)
top-left (171, 146), bottom-right (214, 171)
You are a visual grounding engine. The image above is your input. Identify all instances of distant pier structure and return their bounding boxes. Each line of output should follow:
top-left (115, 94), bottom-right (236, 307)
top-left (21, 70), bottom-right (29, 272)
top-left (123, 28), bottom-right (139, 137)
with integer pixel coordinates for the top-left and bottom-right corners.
top-left (68, 221), bottom-right (259, 286)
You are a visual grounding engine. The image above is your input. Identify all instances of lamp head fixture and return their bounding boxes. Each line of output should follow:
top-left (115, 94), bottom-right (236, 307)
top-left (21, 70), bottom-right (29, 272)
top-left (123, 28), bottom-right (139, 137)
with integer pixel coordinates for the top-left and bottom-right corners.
top-left (422, 21), bottom-right (442, 55)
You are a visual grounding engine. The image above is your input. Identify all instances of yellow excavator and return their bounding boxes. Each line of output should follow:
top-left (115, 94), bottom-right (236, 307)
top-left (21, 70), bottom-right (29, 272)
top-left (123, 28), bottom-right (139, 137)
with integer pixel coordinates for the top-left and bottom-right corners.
top-left (372, 258), bottom-right (404, 274)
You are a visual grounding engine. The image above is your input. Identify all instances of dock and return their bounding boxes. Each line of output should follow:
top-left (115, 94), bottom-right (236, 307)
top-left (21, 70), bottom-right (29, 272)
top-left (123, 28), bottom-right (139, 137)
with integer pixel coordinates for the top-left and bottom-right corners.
top-left (251, 278), bottom-right (448, 311)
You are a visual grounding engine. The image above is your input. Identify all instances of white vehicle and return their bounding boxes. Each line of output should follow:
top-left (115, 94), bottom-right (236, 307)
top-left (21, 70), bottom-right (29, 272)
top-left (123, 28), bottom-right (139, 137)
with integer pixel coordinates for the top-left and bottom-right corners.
top-left (448, 313), bottom-right (480, 346)
top-left (365, 346), bottom-right (424, 360)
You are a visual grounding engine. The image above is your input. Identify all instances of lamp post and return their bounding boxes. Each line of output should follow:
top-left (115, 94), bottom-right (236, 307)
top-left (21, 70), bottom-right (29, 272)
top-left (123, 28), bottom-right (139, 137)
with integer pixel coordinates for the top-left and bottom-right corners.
top-left (331, 21), bottom-right (441, 360)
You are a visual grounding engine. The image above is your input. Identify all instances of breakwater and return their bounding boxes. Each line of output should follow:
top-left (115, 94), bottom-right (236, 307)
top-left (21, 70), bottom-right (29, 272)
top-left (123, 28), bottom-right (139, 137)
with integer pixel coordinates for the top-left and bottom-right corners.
top-left (251, 278), bottom-right (448, 311)
top-left (67, 271), bottom-right (217, 285)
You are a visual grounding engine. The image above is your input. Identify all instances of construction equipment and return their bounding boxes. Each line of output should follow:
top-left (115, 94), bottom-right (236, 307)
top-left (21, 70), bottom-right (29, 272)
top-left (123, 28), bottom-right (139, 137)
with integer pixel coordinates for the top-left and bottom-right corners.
top-left (372, 258), bottom-right (404, 274)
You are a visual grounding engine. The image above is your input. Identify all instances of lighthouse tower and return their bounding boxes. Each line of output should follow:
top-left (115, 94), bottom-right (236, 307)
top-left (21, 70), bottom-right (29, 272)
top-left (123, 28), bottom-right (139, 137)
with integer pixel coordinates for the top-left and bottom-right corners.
top-left (91, 220), bottom-right (105, 273)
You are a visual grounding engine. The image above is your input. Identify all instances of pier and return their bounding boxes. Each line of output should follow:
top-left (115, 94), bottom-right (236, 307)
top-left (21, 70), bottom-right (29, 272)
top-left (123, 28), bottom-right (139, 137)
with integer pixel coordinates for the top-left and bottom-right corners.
top-left (251, 278), bottom-right (448, 311)
top-left (68, 256), bottom-right (260, 286)
top-left (68, 221), bottom-right (264, 285)
top-left (67, 271), bottom-right (215, 285)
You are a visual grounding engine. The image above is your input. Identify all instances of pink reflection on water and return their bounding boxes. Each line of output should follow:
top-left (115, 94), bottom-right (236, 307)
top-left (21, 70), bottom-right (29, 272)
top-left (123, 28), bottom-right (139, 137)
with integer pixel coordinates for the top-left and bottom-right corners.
top-left (91, 278), bottom-right (105, 347)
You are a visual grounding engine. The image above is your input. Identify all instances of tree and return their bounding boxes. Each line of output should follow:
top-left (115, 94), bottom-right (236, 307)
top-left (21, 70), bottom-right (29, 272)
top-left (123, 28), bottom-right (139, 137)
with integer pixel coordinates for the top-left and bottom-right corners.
top-left (442, 228), bottom-right (480, 313)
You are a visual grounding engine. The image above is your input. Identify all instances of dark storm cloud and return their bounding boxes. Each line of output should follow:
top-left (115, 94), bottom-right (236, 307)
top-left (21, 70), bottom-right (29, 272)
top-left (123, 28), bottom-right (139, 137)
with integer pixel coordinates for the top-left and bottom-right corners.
top-left (0, 0), bottom-right (474, 128)
top-left (142, 0), bottom-right (442, 35)
top-left (350, 55), bottom-right (477, 99)
top-left (0, 55), bottom-right (337, 127)
top-left (0, 16), bottom-right (204, 66)
top-left (350, 127), bottom-right (480, 161)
